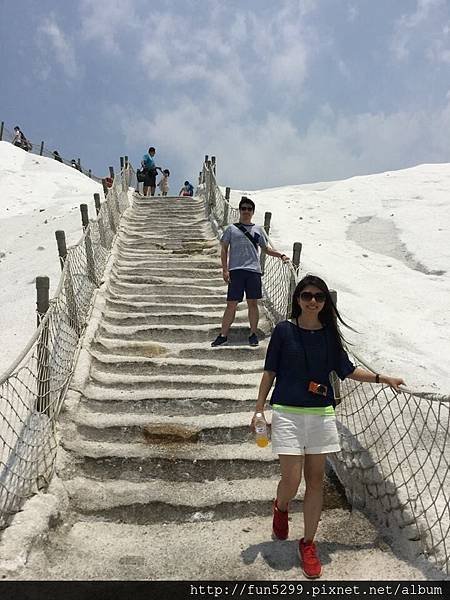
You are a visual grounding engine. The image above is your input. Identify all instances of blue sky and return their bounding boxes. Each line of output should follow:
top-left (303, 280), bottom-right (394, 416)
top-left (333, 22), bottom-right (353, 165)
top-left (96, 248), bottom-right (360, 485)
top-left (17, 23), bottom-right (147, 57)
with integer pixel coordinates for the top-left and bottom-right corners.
top-left (1, 0), bottom-right (450, 191)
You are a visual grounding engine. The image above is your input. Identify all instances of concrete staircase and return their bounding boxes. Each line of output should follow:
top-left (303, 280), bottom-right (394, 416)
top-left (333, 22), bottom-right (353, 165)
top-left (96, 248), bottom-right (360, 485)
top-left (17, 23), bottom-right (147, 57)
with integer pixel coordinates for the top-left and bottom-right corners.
top-left (16, 194), bottom-right (433, 580)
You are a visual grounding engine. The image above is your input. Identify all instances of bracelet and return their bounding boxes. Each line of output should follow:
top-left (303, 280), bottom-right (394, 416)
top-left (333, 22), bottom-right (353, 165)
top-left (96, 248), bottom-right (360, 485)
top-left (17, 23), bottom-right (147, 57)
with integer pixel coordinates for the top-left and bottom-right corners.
top-left (375, 374), bottom-right (380, 384)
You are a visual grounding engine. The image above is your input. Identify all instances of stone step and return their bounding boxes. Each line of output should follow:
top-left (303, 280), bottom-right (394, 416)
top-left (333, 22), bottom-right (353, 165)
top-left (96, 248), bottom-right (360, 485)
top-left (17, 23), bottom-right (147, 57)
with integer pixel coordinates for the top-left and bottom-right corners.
top-left (110, 274), bottom-right (225, 286)
top-left (96, 323), bottom-right (269, 343)
top-left (111, 267), bottom-right (222, 279)
top-left (60, 439), bottom-right (279, 482)
top-left (81, 395), bottom-right (257, 416)
top-left (108, 282), bottom-right (226, 296)
top-left (92, 339), bottom-right (267, 360)
top-left (106, 292), bottom-right (226, 305)
top-left (104, 298), bottom-right (236, 314)
top-left (68, 410), bottom-right (257, 445)
top-left (90, 353), bottom-right (263, 376)
top-left (100, 310), bottom-right (250, 327)
top-left (88, 370), bottom-right (260, 390)
top-left (83, 385), bottom-right (258, 403)
top-left (114, 259), bottom-right (221, 270)
top-left (63, 477), bottom-right (320, 525)
top-left (23, 510), bottom-right (427, 580)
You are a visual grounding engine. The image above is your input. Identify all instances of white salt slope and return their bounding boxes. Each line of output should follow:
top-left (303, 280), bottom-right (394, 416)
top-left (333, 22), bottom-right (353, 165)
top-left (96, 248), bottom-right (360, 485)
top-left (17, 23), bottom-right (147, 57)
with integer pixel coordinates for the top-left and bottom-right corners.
top-left (231, 163), bottom-right (450, 394)
top-left (0, 141), bottom-right (102, 374)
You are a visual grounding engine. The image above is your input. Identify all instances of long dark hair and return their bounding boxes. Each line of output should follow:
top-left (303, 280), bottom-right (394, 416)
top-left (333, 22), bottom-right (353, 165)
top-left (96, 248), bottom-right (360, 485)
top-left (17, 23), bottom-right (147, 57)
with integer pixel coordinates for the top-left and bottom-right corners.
top-left (291, 274), bottom-right (353, 350)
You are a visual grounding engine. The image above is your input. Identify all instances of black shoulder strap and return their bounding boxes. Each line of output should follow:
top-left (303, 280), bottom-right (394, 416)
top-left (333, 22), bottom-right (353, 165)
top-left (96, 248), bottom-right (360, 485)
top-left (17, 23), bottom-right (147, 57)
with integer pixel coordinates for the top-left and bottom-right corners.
top-left (233, 223), bottom-right (258, 249)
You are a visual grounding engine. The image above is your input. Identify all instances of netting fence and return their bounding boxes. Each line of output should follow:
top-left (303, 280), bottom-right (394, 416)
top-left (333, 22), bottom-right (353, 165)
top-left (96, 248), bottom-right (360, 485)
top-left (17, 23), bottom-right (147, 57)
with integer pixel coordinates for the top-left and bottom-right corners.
top-left (0, 165), bottom-right (134, 530)
top-left (0, 120), bottom-right (102, 182)
top-left (200, 158), bottom-right (449, 575)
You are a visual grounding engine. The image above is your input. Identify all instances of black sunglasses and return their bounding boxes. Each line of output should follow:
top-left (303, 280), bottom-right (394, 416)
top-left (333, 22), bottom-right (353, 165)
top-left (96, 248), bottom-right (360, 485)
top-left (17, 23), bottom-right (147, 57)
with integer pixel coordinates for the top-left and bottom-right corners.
top-left (239, 206), bottom-right (253, 211)
top-left (300, 291), bottom-right (326, 302)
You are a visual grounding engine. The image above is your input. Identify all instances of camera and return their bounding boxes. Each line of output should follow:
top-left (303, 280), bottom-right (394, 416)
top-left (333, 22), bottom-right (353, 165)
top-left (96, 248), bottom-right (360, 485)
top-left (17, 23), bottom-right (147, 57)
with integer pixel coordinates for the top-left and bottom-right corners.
top-left (308, 381), bottom-right (328, 397)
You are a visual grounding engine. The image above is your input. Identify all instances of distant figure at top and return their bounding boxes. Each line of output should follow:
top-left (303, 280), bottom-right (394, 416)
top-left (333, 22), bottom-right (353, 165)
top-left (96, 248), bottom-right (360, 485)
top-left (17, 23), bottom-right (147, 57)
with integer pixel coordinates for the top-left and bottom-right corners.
top-left (11, 126), bottom-right (31, 151)
top-left (71, 159), bottom-right (77, 169)
top-left (158, 169), bottom-right (170, 197)
top-left (179, 181), bottom-right (194, 197)
top-left (141, 146), bottom-right (160, 197)
top-left (53, 150), bottom-right (63, 163)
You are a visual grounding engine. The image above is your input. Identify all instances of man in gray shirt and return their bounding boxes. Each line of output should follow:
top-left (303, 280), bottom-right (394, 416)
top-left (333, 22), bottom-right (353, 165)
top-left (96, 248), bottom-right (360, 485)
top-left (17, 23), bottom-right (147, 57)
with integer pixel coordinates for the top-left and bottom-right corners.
top-left (211, 197), bottom-right (289, 347)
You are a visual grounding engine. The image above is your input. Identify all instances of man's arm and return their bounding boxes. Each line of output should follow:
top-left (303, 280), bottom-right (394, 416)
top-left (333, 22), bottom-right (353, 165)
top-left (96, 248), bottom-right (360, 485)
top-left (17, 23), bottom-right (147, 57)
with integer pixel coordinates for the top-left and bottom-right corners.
top-left (263, 246), bottom-right (289, 262)
top-left (221, 242), bottom-right (230, 283)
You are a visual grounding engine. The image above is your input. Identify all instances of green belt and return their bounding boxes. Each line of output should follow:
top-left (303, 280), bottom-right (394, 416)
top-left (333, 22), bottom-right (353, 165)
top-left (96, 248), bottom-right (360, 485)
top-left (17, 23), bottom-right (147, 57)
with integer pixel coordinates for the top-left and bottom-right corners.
top-left (272, 403), bottom-right (335, 416)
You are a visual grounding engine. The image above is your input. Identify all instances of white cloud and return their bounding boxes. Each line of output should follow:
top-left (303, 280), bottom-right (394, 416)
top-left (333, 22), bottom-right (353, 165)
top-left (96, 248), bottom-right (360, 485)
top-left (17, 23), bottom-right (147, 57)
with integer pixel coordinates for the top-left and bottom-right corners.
top-left (37, 16), bottom-right (80, 79)
top-left (391, 0), bottom-right (447, 62)
top-left (79, 0), bottom-right (139, 53)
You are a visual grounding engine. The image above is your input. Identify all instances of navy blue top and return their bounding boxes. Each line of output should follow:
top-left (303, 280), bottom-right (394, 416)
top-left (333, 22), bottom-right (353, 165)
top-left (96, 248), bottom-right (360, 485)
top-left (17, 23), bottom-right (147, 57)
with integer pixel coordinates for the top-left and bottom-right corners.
top-left (264, 320), bottom-right (355, 408)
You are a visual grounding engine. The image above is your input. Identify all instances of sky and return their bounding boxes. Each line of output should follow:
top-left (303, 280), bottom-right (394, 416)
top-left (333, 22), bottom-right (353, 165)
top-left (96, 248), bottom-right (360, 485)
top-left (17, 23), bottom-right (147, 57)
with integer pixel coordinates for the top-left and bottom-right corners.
top-left (1, 0), bottom-right (450, 191)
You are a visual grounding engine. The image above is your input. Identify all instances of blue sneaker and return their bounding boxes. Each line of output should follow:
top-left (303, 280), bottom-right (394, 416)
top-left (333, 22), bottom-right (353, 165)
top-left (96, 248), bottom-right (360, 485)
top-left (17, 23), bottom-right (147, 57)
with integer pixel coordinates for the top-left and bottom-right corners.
top-left (249, 333), bottom-right (259, 347)
top-left (211, 335), bottom-right (227, 347)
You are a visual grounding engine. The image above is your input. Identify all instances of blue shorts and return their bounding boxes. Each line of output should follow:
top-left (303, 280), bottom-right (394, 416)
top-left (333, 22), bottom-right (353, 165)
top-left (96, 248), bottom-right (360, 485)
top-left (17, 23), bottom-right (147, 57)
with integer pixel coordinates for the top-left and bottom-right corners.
top-left (227, 269), bottom-right (262, 302)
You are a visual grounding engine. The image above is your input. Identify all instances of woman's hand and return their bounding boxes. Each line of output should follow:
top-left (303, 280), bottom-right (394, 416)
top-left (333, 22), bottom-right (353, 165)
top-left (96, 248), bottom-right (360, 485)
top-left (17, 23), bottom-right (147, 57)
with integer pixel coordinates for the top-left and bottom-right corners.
top-left (382, 376), bottom-right (405, 390)
top-left (250, 411), bottom-right (267, 432)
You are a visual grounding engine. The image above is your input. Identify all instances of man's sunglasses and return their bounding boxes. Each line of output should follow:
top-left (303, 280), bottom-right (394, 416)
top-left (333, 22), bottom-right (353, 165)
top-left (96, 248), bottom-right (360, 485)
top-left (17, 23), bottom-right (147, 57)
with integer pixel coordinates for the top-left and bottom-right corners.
top-left (239, 206), bottom-right (253, 212)
top-left (300, 291), bottom-right (326, 303)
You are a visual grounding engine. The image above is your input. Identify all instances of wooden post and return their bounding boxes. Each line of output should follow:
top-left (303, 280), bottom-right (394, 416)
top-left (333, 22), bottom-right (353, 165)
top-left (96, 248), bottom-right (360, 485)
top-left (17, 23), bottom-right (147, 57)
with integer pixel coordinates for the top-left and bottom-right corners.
top-left (124, 155), bottom-right (129, 167)
top-left (94, 192), bottom-right (101, 215)
top-left (223, 187), bottom-right (230, 226)
top-left (36, 276), bottom-right (50, 414)
top-left (55, 230), bottom-right (67, 267)
top-left (39, 141), bottom-right (44, 156)
top-left (80, 204), bottom-right (89, 230)
top-left (0, 121), bottom-right (4, 141)
top-left (106, 194), bottom-right (117, 234)
top-left (263, 211), bottom-right (272, 235)
top-left (260, 211), bottom-right (272, 275)
top-left (102, 178), bottom-right (109, 197)
top-left (204, 155), bottom-right (209, 164)
top-left (77, 158), bottom-right (81, 170)
top-left (109, 166), bottom-right (115, 180)
top-left (198, 171), bottom-right (202, 185)
top-left (211, 155), bottom-right (216, 175)
top-left (329, 289), bottom-right (341, 404)
top-left (88, 169), bottom-right (92, 179)
top-left (287, 242), bottom-right (302, 317)
top-left (80, 204), bottom-right (97, 285)
top-left (206, 160), bottom-right (215, 209)
top-left (120, 156), bottom-right (124, 170)
top-left (55, 230), bottom-right (80, 334)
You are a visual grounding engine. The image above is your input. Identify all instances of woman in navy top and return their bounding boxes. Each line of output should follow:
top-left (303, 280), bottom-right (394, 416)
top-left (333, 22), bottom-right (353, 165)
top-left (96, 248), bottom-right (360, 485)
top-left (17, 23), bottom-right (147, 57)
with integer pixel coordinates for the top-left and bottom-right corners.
top-left (252, 274), bottom-right (405, 578)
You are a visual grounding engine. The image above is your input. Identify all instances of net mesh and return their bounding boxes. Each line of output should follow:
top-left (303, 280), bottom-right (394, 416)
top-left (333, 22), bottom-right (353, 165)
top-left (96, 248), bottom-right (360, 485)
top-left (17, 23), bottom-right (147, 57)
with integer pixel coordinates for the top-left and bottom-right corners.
top-left (0, 165), bottom-right (133, 529)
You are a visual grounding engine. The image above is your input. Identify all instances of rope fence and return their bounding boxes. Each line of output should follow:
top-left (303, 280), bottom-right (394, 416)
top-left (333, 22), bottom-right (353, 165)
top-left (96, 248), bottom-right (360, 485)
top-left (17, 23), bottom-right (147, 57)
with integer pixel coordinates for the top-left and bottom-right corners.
top-left (0, 120), bottom-right (103, 182)
top-left (200, 157), bottom-right (450, 575)
top-left (0, 164), bottom-right (134, 530)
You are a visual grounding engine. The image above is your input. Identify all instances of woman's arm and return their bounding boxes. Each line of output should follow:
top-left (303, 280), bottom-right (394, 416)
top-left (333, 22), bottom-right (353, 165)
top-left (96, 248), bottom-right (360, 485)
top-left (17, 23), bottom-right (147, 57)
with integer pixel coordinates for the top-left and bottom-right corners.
top-left (347, 366), bottom-right (405, 390)
top-left (250, 370), bottom-right (276, 429)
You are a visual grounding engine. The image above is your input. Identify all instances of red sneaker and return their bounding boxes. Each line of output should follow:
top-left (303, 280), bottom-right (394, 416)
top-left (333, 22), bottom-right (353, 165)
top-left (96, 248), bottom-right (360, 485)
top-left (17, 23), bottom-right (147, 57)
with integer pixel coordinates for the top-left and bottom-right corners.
top-left (272, 499), bottom-right (289, 540)
top-left (298, 538), bottom-right (322, 578)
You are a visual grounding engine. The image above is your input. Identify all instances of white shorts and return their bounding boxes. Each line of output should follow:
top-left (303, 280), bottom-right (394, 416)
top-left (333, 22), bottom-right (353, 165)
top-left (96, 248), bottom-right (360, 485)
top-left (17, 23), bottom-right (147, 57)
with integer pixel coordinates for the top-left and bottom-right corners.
top-left (271, 409), bottom-right (340, 455)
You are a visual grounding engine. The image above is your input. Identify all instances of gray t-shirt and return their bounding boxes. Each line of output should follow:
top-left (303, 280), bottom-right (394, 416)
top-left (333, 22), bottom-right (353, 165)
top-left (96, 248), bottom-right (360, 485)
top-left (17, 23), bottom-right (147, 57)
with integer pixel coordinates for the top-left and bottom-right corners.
top-left (221, 223), bottom-right (268, 273)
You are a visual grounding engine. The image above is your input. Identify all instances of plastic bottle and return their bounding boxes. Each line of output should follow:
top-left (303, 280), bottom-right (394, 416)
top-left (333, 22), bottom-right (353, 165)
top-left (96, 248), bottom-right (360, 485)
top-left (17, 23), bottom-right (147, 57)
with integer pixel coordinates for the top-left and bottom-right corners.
top-left (254, 412), bottom-right (269, 447)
